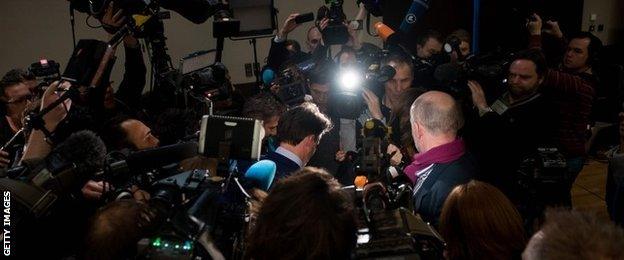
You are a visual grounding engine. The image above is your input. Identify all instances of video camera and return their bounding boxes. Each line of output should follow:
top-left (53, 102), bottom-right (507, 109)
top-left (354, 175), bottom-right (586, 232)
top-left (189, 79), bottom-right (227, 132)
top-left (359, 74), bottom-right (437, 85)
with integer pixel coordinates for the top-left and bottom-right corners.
top-left (70, 0), bottom-right (217, 24)
top-left (28, 59), bottom-right (61, 95)
top-left (332, 50), bottom-right (396, 119)
top-left (343, 180), bottom-right (444, 259)
top-left (181, 62), bottom-right (232, 101)
top-left (92, 114), bottom-right (268, 259)
top-left (434, 49), bottom-right (513, 99)
top-left (271, 59), bottom-right (316, 107)
top-left (319, 0), bottom-right (350, 45)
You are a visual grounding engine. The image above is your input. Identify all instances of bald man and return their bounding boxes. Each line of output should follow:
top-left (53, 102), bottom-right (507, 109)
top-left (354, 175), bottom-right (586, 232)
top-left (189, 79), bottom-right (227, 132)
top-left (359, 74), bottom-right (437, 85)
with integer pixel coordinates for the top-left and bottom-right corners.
top-left (404, 91), bottom-right (476, 226)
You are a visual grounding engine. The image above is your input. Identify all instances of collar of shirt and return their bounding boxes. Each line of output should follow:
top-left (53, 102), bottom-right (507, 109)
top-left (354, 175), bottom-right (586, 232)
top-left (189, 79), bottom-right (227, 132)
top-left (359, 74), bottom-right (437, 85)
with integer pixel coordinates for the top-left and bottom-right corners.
top-left (276, 146), bottom-right (303, 168)
top-left (412, 164), bottom-right (436, 195)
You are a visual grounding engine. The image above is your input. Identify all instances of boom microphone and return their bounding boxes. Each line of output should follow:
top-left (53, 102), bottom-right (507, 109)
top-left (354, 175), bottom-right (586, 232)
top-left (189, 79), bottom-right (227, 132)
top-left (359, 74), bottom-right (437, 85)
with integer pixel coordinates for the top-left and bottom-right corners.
top-left (97, 142), bottom-right (199, 182)
top-left (374, 22), bottom-right (415, 60)
top-left (399, 0), bottom-right (432, 34)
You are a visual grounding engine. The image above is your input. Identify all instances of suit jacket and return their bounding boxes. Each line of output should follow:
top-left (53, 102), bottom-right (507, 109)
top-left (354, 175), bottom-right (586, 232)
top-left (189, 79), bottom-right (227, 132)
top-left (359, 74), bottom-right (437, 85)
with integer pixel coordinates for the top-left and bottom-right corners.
top-left (412, 153), bottom-right (477, 227)
top-left (263, 150), bottom-right (301, 181)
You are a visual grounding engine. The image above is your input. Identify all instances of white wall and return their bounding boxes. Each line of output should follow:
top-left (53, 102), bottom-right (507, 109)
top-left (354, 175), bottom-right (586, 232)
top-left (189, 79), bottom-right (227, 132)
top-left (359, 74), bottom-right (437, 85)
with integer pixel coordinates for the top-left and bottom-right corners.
top-left (0, 0), bottom-right (381, 85)
top-left (581, 0), bottom-right (624, 45)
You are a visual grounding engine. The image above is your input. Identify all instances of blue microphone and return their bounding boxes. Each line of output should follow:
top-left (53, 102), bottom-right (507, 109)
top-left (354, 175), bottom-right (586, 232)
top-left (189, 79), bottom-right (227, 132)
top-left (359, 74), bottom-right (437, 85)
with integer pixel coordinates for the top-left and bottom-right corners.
top-left (262, 68), bottom-right (276, 86)
top-left (399, 0), bottom-right (432, 34)
top-left (244, 160), bottom-right (276, 191)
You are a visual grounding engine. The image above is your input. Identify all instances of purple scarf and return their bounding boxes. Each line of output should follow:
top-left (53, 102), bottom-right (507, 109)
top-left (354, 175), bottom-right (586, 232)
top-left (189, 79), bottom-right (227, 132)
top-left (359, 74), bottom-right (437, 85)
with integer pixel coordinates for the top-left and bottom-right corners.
top-left (404, 138), bottom-right (466, 184)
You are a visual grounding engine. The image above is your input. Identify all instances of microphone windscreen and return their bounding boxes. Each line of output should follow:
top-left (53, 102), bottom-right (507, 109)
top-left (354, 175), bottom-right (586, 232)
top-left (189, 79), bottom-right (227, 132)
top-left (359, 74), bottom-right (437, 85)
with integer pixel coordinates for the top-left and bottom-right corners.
top-left (374, 22), bottom-right (395, 42)
top-left (244, 160), bottom-right (276, 191)
top-left (49, 130), bottom-right (107, 176)
top-left (354, 175), bottom-right (368, 189)
top-left (262, 68), bottom-right (275, 86)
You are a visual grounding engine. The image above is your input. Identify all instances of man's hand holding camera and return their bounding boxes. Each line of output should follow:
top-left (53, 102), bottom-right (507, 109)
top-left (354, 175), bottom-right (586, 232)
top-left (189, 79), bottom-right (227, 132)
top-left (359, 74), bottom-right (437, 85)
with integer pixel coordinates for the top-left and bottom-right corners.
top-left (277, 13), bottom-right (301, 40)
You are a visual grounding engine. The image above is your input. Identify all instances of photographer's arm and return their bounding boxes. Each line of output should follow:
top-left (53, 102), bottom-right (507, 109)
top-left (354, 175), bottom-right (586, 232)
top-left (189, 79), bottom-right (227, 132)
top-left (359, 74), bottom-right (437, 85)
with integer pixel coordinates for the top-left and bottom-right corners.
top-left (21, 81), bottom-right (70, 162)
top-left (467, 80), bottom-right (492, 116)
top-left (115, 39), bottom-right (146, 107)
top-left (267, 13), bottom-right (300, 70)
top-left (345, 3), bottom-right (367, 50)
top-left (527, 13), bottom-right (566, 65)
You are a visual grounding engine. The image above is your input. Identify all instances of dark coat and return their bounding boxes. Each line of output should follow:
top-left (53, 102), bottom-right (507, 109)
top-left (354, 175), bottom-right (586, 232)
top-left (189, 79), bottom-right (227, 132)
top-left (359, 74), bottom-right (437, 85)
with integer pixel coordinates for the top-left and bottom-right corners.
top-left (263, 150), bottom-right (301, 181)
top-left (412, 153), bottom-right (477, 226)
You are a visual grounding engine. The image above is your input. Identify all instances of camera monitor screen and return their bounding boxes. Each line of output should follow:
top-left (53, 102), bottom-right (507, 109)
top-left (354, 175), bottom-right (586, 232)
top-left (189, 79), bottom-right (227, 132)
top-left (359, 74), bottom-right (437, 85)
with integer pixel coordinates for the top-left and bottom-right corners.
top-left (198, 115), bottom-right (265, 161)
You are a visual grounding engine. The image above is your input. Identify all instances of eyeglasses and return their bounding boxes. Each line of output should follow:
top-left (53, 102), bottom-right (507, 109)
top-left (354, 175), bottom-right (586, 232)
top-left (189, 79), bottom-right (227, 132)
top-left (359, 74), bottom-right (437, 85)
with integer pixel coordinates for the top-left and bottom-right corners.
top-left (309, 39), bottom-right (320, 44)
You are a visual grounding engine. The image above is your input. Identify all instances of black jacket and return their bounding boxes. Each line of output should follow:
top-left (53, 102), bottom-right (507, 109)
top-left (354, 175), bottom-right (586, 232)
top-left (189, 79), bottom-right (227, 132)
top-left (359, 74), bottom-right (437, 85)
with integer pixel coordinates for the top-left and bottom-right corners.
top-left (262, 150), bottom-right (301, 181)
top-left (412, 153), bottom-right (477, 226)
top-left (465, 92), bottom-right (557, 200)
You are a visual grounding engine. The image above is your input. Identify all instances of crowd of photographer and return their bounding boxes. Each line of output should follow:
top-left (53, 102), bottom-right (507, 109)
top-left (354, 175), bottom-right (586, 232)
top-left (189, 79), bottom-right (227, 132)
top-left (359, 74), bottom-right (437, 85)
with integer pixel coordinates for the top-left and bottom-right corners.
top-left (2, 0), bottom-right (624, 259)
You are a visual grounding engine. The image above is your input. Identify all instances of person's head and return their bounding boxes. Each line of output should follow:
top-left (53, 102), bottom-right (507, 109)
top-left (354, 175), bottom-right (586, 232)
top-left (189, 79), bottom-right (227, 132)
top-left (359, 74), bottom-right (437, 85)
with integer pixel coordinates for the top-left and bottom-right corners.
top-left (307, 26), bottom-right (323, 52)
top-left (507, 49), bottom-right (548, 100)
top-left (446, 29), bottom-right (471, 57)
top-left (101, 116), bottom-right (160, 151)
top-left (523, 208), bottom-right (624, 260)
top-left (440, 180), bottom-right (526, 260)
top-left (277, 102), bottom-right (332, 165)
top-left (153, 108), bottom-right (199, 146)
top-left (243, 92), bottom-right (287, 137)
top-left (391, 88), bottom-right (425, 158)
top-left (382, 52), bottom-right (414, 103)
top-left (0, 69), bottom-right (35, 117)
top-left (246, 167), bottom-right (357, 260)
top-left (563, 31), bottom-right (603, 73)
top-left (308, 61), bottom-right (334, 111)
top-left (85, 200), bottom-right (154, 260)
top-left (336, 46), bottom-right (357, 68)
top-left (410, 91), bottom-right (463, 153)
top-left (416, 30), bottom-right (443, 59)
top-left (284, 39), bottom-right (302, 56)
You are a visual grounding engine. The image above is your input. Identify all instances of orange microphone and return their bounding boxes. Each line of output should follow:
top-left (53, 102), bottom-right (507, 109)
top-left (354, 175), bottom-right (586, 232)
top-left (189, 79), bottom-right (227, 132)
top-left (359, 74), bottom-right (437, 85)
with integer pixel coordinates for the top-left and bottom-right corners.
top-left (374, 22), bottom-right (413, 59)
top-left (374, 22), bottom-right (396, 43)
top-left (354, 176), bottom-right (368, 189)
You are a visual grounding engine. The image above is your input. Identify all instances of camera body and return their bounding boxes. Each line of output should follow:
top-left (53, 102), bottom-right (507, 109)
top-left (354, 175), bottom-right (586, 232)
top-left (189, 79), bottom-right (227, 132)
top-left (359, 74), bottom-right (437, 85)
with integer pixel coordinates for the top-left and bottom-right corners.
top-left (273, 59), bottom-right (316, 107)
top-left (343, 182), bottom-right (443, 259)
top-left (332, 50), bottom-right (396, 119)
top-left (434, 50), bottom-right (512, 99)
top-left (320, 0), bottom-right (350, 45)
top-left (28, 59), bottom-right (61, 95)
top-left (181, 62), bottom-right (232, 101)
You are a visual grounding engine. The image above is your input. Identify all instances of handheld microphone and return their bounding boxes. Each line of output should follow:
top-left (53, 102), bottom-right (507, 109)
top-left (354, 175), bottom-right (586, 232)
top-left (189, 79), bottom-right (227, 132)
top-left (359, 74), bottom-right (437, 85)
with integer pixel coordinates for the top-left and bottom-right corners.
top-left (399, 0), bottom-right (432, 34)
top-left (244, 160), bottom-right (276, 191)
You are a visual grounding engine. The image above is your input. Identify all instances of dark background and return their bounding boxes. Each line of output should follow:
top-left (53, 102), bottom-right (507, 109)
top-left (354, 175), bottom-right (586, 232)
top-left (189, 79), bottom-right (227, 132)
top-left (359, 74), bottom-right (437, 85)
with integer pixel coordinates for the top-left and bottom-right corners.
top-left (381, 0), bottom-right (585, 54)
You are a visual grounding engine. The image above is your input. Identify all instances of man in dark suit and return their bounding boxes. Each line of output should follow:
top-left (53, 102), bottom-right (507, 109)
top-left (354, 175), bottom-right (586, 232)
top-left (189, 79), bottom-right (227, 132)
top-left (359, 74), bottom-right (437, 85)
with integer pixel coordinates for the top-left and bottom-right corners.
top-left (264, 102), bottom-right (332, 180)
top-left (404, 91), bottom-right (476, 226)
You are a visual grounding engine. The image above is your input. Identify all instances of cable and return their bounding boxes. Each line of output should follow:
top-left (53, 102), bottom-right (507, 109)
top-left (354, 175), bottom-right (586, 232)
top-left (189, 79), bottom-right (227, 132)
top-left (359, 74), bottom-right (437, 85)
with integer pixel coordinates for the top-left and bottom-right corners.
top-left (69, 3), bottom-right (77, 48)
